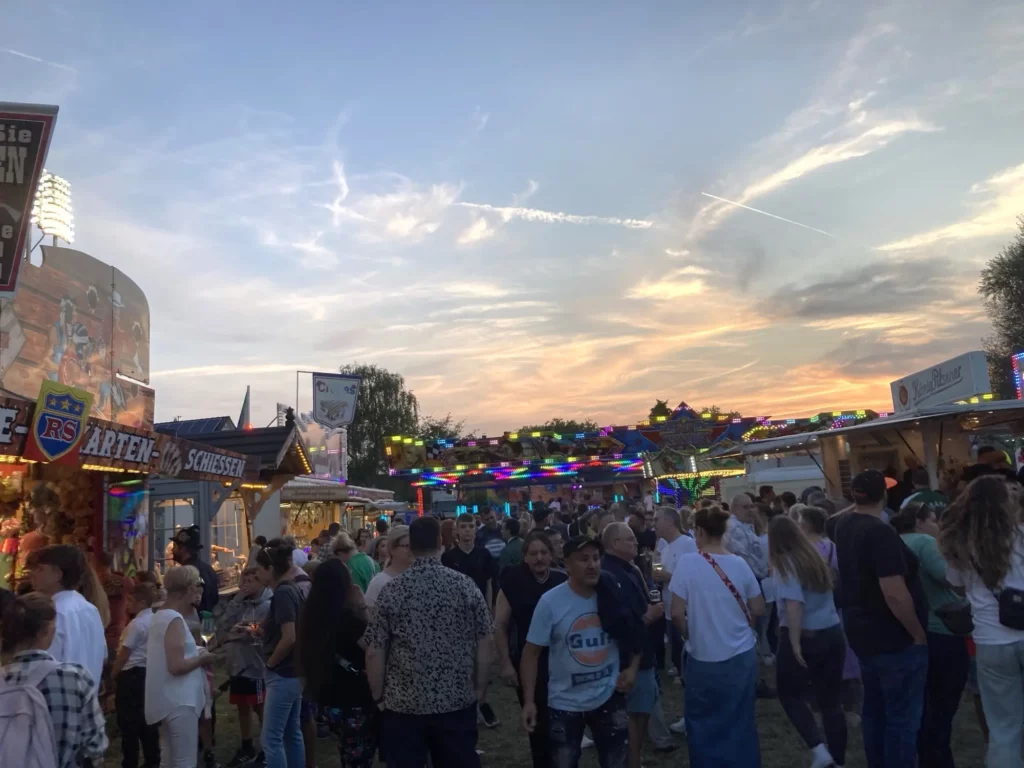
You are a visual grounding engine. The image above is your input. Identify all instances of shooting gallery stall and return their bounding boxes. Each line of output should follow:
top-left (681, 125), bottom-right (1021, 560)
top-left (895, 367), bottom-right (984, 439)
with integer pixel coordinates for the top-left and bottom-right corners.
top-left (0, 386), bottom-right (258, 591)
top-left (150, 410), bottom-right (312, 592)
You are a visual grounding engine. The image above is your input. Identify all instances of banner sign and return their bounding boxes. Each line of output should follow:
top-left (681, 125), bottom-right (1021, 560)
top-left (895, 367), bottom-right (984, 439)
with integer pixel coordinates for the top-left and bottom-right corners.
top-left (890, 351), bottom-right (991, 414)
top-left (80, 419), bottom-right (259, 481)
top-left (24, 381), bottom-right (93, 464)
top-left (0, 103), bottom-right (58, 298)
top-left (312, 372), bottom-right (361, 428)
top-left (0, 395), bottom-right (32, 458)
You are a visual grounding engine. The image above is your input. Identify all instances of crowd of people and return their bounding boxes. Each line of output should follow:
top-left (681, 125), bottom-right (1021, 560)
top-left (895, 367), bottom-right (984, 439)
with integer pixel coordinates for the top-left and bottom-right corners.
top-left (3, 447), bottom-right (1024, 767)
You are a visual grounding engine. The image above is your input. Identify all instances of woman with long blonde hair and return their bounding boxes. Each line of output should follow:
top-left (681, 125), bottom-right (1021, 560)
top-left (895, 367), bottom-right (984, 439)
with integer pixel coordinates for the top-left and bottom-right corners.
top-left (769, 515), bottom-right (846, 768)
top-left (939, 474), bottom-right (1024, 767)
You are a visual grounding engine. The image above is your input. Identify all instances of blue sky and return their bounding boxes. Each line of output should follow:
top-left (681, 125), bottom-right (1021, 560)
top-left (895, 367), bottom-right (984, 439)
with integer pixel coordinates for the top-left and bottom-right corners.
top-left (6, 0), bottom-right (1024, 432)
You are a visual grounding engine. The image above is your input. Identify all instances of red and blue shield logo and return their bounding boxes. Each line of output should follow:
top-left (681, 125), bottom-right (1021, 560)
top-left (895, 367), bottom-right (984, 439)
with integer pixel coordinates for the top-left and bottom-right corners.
top-left (24, 383), bottom-right (94, 464)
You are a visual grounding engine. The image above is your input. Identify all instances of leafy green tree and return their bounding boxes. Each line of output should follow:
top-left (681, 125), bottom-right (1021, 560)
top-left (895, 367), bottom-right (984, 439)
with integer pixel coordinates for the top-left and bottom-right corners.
top-left (980, 218), bottom-right (1024, 399)
top-left (696, 404), bottom-right (743, 419)
top-left (340, 363), bottom-right (418, 487)
top-left (649, 400), bottom-right (673, 420)
top-left (417, 413), bottom-right (466, 441)
top-left (518, 417), bottom-right (600, 435)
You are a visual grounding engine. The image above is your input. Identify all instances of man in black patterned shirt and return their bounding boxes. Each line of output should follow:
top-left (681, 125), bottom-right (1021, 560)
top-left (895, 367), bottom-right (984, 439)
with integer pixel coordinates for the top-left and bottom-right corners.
top-left (366, 516), bottom-right (493, 767)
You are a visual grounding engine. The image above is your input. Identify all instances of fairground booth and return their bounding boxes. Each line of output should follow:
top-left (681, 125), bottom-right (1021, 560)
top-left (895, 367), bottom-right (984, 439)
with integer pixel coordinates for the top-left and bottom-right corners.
top-left (0, 384), bottom-right (260, 591)
top-left (711, 352), bottom-right (1024, 501)
top-left (0, 241), bottom-right (309, 595)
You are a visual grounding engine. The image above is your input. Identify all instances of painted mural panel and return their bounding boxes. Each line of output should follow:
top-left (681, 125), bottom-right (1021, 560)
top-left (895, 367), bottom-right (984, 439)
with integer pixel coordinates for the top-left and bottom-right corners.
top-left (0, 246), bottom-right (154, 428)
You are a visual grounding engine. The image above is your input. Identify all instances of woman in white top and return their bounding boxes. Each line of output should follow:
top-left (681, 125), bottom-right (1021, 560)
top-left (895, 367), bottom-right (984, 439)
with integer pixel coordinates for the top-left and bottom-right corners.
top-left (145, 565), bottom-right (215, 768)
top-left (364, 526), bottom-right (411, 607)
top-left (940, 474), bottom-right (1024, 768)
top-left (669, 505), bottom-right (765, 768)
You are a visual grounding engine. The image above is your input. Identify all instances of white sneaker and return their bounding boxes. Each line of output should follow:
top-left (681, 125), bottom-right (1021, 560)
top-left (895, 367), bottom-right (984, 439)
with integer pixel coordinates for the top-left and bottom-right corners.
top-left (762, 653), bottom-right (776, 667)
top-left (810, 743), bottom-right (835, 768)
top-left (669, 717), bottom-right (687, 734)
top-left (580, 735), bottom-right (595, 749)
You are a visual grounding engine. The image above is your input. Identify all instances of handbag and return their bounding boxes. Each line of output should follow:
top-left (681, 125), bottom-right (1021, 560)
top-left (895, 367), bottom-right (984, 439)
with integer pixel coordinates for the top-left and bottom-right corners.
top-left (969, 555), bottom-right (1024, 631)
top-left (700, 551), bottom-right (753, 627)
top-left (996, 588), bottom-right (1024, 630)
top-left (934, 599), bottom-right (974, 637)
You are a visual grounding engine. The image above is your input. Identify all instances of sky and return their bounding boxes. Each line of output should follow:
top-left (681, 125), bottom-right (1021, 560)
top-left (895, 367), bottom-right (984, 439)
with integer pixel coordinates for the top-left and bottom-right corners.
top-left (5, 0), bottom-right (1024, 434)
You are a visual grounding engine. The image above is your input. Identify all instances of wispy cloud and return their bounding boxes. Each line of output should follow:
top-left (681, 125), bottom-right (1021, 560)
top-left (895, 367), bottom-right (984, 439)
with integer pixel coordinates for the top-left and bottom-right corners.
top-left (694, 118), bottom-right (937, 240)
top-left (877, 161), bottom-right (1024, 251)
top-left (470, 106), bottom-right (490, 133)
top-left (457, 217), bottom-right (495, 245)
top-left (290, 232), bottom-right (338, 270)
top-left (627, 277), bottom-right (705, 301)
top-left (153, 363), bottom-right (320, 378)
top-left (428, 300), bottom-right (552, 318)
top-left (457, 201), bottom-right (653, 229)
top-left (2, 48), bottom-right (77, 74)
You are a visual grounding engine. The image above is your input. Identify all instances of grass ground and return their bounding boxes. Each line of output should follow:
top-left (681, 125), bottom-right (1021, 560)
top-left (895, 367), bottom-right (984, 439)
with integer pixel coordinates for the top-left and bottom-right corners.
top-left (103, 669), bottom-right (988, 767)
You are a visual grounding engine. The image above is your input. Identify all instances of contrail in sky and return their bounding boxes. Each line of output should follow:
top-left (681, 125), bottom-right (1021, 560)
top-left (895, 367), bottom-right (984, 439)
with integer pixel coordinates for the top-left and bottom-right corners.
top-left (2, 48), bottom-right (77, 73)
top-left (700, 192), bottom-right (836, 238)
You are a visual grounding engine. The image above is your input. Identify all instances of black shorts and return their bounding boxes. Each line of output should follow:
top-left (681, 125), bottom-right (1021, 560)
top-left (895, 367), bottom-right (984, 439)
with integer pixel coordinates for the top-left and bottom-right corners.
top-left (228, 676), bottom-right (265, 706)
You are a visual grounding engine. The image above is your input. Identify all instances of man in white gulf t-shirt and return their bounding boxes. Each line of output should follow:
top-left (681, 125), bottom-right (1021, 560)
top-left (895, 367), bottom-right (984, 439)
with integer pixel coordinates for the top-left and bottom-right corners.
top-left (653, 506), bottom-right (697, 734)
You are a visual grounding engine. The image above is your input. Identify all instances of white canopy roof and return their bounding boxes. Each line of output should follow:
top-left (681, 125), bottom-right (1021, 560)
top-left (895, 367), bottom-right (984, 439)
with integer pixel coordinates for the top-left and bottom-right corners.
top-left (711, 400), bottom-right (1024, 460)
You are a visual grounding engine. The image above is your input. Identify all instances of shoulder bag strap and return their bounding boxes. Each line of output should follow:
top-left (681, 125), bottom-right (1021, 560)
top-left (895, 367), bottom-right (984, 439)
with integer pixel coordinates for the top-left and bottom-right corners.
top-left (700, 551), bottom-right (752, 626)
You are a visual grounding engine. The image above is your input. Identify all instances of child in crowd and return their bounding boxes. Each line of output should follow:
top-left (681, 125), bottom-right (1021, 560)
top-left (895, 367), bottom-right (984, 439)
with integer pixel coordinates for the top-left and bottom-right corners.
top-left (217, 566), bottom-right (273, 768)
top-left (112, 582), bottom-right (161, 768)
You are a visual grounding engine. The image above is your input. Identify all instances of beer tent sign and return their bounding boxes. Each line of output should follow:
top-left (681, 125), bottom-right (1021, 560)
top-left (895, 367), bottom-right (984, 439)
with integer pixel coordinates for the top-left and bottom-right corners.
top-left (311, 372), bottom-right (361, 428)
top-left (0, 103), bottom-right (58, 298)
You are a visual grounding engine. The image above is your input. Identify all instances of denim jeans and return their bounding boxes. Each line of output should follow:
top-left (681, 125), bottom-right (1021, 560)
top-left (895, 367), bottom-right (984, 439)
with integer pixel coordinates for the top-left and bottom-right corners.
top-left (380, 703), bottom-right (480, 768)
top-left (859, 643), bottom-right (928, 768)
top-left (777, 625), bottom-right (847, 766)
top-left (684, 648), bottom-right (760, 768)
top-left (975, 639), bottom-right (1024, 768)
top-left (262, 671), bottom-right (305, 768)
top-left (549, 692), bottom-right (628, 768)
top-left (919, 632), bottom-right (968, 768)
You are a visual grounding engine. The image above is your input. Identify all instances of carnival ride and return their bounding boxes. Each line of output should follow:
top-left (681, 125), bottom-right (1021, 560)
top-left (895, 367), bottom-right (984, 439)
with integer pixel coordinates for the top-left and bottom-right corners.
top-left (384, 400), bottom-right (888, 504)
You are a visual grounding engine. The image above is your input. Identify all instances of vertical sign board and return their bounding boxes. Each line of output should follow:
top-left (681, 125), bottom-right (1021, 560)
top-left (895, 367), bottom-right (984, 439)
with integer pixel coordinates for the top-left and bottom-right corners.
top-left (0, 103), bottom-right (58, 298)
top-left (311, 373), bottom-right (361, 429)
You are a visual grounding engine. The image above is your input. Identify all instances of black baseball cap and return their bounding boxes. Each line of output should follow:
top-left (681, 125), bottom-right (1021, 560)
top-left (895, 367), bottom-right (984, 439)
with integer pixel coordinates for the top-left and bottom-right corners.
top-left (172, 525), bottom-right (203, 551)
top-left (851, 470), bottom-right (887, 505)
top-left (563, 535), bottom-right (601, 558)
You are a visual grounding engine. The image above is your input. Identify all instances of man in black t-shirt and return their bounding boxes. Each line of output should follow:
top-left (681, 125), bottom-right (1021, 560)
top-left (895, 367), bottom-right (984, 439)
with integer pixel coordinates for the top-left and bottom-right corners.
top-left (442, 512), bottom-right (495, 601)
top-left (829, 470), bottom-right (928, 768)
top-left (441, 512), bottom-right (501, 728)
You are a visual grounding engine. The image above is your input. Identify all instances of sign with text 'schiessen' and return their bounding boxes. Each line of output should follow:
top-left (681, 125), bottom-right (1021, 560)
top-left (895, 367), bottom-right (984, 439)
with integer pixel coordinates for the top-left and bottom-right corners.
top-left (23, 381), bottom-right (93, 464)
top-left (0, 103), bottom-right (58, 298)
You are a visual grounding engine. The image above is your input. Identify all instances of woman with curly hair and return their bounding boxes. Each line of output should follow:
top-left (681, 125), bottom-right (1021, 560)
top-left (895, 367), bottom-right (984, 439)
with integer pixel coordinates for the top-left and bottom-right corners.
top-left (939, 474), bottom-right (1024, 767)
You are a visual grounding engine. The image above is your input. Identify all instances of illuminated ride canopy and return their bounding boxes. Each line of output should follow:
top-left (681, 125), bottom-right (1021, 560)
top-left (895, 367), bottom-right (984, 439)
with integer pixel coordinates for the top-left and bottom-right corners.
top-left (384, 401), bottom-right (887, 488)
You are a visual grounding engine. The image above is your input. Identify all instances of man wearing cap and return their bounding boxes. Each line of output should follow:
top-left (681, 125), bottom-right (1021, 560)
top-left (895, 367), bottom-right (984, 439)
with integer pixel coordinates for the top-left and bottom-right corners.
top-left (828, 469), bottom-right (928, 768)
top-left (520, 536), bottom-right (629, 768)
top-left (172, 525), bottom-right (220, 614)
